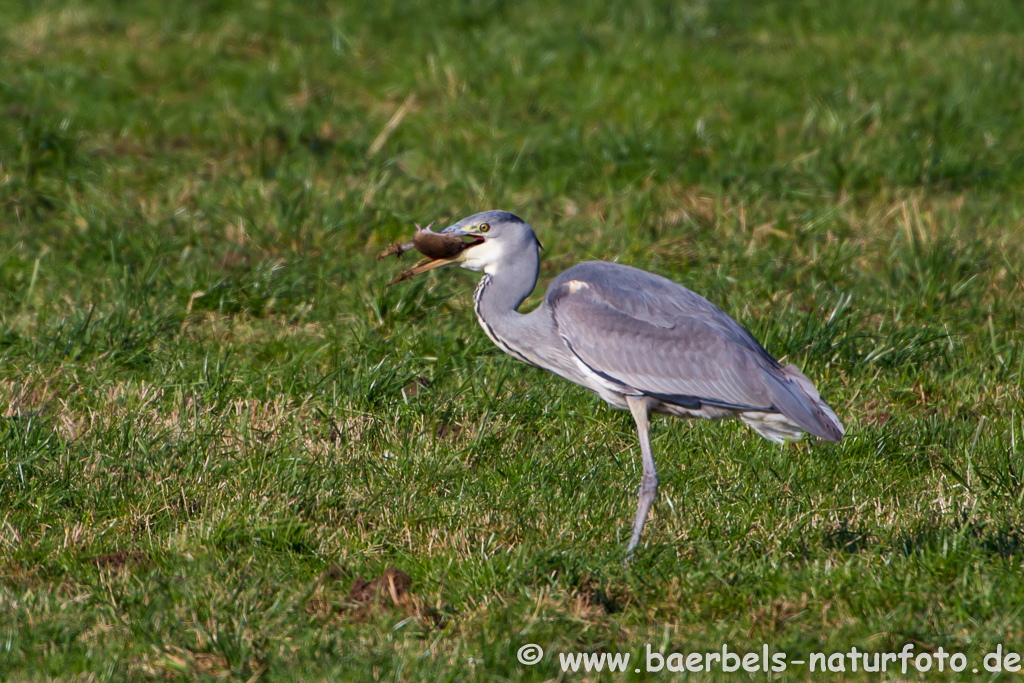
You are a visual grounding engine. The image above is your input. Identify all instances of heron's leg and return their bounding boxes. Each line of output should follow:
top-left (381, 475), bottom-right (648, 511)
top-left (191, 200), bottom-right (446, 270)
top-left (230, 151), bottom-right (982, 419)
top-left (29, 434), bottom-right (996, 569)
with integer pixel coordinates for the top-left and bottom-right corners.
top-left (625, 395), bottom-right (658, 558)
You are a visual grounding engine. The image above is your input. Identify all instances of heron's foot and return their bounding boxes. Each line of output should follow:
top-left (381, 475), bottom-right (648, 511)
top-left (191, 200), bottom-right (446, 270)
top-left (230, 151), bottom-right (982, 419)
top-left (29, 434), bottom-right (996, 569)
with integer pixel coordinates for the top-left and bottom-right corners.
top-left (624, 473), bottom-right (658, 560)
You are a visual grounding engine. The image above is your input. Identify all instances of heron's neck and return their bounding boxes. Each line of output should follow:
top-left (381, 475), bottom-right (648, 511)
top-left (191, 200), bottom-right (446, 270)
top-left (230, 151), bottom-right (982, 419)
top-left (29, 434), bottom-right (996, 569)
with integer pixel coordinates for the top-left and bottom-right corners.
top-left (472, 251), bottom-right (545, 363)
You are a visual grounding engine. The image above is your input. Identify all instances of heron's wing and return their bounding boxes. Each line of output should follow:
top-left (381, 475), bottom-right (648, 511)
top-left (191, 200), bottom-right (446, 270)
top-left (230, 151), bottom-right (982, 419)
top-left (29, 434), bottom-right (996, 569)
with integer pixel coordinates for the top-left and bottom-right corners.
top-left (546, 262), bottom-right (844, 440)
top-left (548, 276), bottom-right (775, 410)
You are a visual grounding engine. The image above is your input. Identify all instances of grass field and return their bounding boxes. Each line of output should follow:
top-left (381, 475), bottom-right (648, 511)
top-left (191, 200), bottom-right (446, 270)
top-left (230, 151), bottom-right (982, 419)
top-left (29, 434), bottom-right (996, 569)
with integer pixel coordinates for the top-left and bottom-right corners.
top-left (2, 0), bottom-right (1024, 679)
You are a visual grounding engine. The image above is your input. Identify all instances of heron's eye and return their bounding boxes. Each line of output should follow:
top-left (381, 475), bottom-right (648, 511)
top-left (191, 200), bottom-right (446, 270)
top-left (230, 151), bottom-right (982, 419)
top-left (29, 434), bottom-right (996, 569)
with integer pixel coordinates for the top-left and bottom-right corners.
top-left (478, 223), bottom-right (490, 233)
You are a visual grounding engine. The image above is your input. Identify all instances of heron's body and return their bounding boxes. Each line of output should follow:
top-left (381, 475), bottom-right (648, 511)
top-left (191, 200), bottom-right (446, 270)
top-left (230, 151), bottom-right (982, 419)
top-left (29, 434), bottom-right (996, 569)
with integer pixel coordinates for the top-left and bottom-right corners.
top-left (396, 210), bottom-right (844, 556)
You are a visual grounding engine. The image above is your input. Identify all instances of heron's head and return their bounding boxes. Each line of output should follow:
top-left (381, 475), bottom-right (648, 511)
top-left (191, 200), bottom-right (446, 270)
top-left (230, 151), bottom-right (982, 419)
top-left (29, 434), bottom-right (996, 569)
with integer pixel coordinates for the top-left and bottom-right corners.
top-left (404, 210), bottom-right (540, 278)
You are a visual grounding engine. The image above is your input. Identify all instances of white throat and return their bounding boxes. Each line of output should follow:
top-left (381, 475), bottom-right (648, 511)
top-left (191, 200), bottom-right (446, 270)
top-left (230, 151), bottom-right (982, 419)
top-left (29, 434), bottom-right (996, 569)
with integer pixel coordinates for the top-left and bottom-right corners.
top-left (460, 239), bottom-right (507, 274)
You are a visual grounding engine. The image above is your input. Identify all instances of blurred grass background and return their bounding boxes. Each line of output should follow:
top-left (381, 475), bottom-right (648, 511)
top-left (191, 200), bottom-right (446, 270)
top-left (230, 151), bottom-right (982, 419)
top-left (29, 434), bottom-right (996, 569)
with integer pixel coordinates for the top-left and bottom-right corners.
top-left (1, 0), bottom-right (1023, 679)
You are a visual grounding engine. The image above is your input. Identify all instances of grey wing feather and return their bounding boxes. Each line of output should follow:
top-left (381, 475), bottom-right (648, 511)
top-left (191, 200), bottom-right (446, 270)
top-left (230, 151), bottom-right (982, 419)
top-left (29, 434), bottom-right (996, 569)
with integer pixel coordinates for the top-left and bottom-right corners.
top-left (546, 261), bottom-right (844, 442)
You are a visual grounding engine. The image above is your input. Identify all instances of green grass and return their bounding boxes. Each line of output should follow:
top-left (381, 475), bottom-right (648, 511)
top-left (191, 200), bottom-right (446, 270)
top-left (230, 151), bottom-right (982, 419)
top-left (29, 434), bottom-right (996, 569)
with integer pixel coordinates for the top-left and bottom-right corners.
top-left (2, 0), bottom-right (1024, 679)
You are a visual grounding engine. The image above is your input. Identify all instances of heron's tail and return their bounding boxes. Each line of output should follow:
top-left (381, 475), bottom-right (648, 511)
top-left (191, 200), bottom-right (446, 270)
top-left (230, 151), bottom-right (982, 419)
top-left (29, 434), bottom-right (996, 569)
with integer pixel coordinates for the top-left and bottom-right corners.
top-left (766, 364), bottom-right (845, 442)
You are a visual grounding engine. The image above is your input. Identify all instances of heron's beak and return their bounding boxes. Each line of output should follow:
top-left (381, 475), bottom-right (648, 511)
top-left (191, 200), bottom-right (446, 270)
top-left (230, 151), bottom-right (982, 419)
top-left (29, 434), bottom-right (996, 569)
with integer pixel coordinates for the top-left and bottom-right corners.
top-left (406, 251), bottom-right (467, 275)
top-left (385, 226), bottom-right (483, 286)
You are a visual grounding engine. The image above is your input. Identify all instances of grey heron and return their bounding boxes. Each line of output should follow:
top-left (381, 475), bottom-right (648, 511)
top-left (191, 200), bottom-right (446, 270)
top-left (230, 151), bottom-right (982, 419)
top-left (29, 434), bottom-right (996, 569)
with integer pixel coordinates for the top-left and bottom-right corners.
top-left (388, 210), bottom-right (844, 556)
